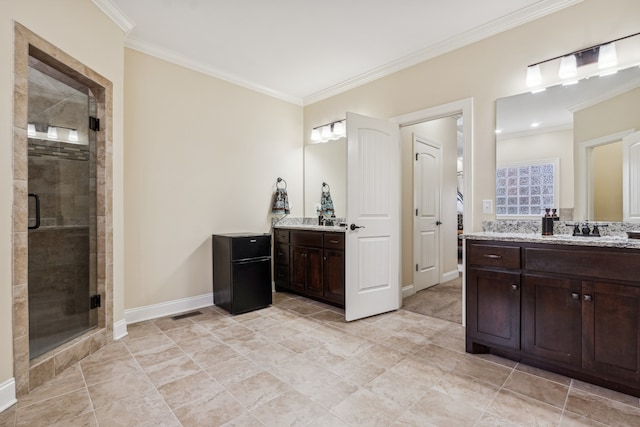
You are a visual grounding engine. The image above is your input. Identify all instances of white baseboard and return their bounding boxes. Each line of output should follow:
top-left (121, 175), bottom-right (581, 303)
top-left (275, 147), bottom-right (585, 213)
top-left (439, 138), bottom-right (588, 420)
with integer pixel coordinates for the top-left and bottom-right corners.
top-left (402, 284), bottom-right (415, 299)
top-left (442, 269), bottom-right (460, 283)
top-left (0, 378), bottom-right (17, 414)
top-left (113, 319), bottom-right (128, 340)
top-left (124, 293), bottom-right (214, 325)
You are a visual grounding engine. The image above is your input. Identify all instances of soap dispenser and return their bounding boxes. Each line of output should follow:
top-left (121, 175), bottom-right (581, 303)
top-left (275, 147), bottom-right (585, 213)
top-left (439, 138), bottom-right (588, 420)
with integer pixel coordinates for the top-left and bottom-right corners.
top-left (542, 208), bottom-right (554, 236)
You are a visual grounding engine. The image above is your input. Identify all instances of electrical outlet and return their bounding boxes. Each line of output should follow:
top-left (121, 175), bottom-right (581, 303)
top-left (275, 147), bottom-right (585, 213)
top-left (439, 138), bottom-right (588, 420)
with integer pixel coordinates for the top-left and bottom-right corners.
top-left (482, 199), bottom-right (493, 214)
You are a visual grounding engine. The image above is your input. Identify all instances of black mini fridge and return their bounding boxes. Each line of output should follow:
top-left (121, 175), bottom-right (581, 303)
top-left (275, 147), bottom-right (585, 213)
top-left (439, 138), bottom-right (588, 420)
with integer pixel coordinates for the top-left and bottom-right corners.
top-left (212, 233), bottom-right (272, 314)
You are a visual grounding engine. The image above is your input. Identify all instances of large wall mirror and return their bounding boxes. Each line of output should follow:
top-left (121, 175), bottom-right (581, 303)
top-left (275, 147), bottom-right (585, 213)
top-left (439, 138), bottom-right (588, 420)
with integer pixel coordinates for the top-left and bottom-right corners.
top-left (496, 65), bottom-right (640, 222)
top-left (304, 137), bottom-right (346, 218)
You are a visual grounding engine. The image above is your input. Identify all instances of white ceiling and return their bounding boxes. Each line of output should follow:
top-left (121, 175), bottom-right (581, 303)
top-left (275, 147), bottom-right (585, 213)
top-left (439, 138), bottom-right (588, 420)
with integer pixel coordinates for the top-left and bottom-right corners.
top-left (95, 0), bottom-right (580, 105)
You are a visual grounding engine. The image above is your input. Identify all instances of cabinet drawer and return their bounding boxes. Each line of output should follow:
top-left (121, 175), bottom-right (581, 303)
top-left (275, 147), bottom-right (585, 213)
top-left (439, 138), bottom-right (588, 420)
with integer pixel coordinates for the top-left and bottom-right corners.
top-left (274, 229), bottom-right (289, 243)
top-left (524, 247), bottom-right (640, 283)
top-left (324, 233), bottom-right (345, 250)
top-left (467, 242), bottom-right (521, 269)
top-left (274, 264), bottom-right (289, 284)
top-left (291, 230), bottom-right (323, 248)
top-left (274, 243), bottom-right (289, 265)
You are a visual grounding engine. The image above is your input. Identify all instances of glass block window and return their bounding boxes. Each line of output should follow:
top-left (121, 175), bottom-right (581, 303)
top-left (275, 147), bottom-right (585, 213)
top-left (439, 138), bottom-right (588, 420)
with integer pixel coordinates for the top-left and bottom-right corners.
top-left (496, 159), bottom-right (558, 217)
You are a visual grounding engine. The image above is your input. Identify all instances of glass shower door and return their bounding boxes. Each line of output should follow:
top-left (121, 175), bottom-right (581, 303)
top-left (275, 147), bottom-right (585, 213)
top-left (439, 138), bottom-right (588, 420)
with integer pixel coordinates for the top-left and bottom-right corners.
top-left (27, 58), bottom-right (98, 359)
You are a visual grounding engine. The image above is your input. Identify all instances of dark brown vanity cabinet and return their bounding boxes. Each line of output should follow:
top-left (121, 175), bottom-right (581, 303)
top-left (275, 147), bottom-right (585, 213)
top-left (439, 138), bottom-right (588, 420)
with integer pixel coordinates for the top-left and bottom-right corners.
top-left (273, 228), bottom-right (345, 307)
top-left (466, 238), bottom-right (640, 396)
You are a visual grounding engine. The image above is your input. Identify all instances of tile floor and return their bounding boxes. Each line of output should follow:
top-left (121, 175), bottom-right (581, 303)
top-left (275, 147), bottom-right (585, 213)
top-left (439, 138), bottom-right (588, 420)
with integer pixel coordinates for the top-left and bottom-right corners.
top-left (2, 292), bottom-right (640, 426)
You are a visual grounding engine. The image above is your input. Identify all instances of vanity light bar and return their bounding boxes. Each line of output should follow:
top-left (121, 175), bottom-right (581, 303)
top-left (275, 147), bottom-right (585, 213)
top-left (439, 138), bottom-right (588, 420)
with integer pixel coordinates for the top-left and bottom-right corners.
top-left (311, 119), bottom-right (346, 143)
top-left (525, 31), bottom-right (640, 89)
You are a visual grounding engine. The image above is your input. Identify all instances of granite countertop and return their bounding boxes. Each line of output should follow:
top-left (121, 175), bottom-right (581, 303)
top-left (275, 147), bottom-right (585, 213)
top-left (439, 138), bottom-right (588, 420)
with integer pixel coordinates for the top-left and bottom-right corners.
top-left (274, 223), bottom-right (347, 232)
top-left (464, 232), bottom-right (640, 249)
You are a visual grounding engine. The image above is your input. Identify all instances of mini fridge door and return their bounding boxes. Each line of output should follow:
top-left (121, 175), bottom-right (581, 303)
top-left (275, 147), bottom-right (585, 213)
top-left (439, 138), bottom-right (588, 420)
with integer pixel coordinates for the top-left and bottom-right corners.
top-left (230, 257), bottom-right (272, 314)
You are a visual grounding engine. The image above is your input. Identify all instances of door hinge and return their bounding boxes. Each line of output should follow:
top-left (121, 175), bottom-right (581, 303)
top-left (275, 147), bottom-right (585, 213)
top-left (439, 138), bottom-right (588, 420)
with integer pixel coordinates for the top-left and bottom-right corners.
top-left (90, 294), bottom-right (101, 309)
top-left (416, 264), bottom-right (419, 272)
top-left (89, 116), bottom-right (100, 132)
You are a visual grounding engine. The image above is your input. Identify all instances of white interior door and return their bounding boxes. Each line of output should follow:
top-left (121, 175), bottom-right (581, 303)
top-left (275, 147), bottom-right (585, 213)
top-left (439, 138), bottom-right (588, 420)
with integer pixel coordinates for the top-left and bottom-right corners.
top-left (413, 135), bottom-right (441, 292)
top-left (345, 112), bottom-right (401, 321)
top-left (623, 130), bottom-right (640, 222)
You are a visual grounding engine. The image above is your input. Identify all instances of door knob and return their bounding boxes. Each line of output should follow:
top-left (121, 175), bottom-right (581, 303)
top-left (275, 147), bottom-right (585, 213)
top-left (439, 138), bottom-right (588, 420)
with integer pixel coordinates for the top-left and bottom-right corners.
top-left (436, 220), bottom-right (442, 226)
top-left (350, 224), bottom-right (365, 230)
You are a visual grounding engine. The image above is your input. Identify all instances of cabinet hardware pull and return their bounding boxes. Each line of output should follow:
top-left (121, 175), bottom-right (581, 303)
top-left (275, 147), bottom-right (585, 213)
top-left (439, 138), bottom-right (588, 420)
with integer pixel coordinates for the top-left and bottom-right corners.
top-left (571, 292), bottom-right (580, 300)
top-left (278, 252), bottom-right (284, 256)
top-left (250, 239), bottom-right (257, 243)
top-left (511, 284), bottom-right (518, 290)
top-left (329, 240), bottom-right (339, 244)
top-left (484, 254), bottom-right (502, 259)
top-left (584, 294), bottom-right (592, 302)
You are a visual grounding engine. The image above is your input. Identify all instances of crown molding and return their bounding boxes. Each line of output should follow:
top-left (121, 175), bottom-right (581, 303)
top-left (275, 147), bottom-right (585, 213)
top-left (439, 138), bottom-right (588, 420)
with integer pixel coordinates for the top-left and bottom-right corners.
top-left (125, 38), bottom-right (303, 106)
top-left (91, 0), bottom-right (135, 34)
top-left (302, 0), bottom-right (583, 105)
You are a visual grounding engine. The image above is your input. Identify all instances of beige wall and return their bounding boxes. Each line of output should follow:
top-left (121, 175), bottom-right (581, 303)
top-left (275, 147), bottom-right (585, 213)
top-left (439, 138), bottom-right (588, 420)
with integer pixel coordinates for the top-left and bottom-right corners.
top-left (0, 0), bottom-right (124, 389)
top-left (497, 129), bottom-right (574, 210)
top-left (593, 141), bottom-right (623, 221)
top-left (123, 49), bottom-right (303, 309)
top-left (574, 87), bottom-right (640, 143)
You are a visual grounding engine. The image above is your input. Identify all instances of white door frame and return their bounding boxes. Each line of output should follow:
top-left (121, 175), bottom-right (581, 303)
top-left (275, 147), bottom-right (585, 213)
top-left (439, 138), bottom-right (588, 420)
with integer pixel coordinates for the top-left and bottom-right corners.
top-left (392, 98), bottom-right (473, 327)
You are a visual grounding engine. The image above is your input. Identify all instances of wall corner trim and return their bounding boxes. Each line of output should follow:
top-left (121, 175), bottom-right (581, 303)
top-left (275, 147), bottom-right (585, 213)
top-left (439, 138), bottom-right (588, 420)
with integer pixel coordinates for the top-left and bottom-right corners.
top-left (124, 293), bottom-right (214, 325)
top-left (0, 378), bottom-right (17, 414)
top-left (113, 319), bottom-right (128, 341)
top-left (91, 0), bottom-right (135, 33)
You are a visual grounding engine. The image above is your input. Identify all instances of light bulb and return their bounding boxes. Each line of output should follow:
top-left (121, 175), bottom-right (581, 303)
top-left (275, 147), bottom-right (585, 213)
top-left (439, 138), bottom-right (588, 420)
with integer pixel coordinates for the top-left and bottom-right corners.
top-left (598, 43), bottom-right (617, 70)
top-left (68, 129), bottom-right (79, 142)
top-left (311, 128), bottom-right (321, 141)
top-left (526, 65), bottom-right (541, 88)
top-left (321, 125), bottom-right (332, 139)
top-left (559, 55), bottom-right (577, 79)
top-left (27, 123), bottom-right (36, 137)
top-left (332, 120), bottom-right (345, 137)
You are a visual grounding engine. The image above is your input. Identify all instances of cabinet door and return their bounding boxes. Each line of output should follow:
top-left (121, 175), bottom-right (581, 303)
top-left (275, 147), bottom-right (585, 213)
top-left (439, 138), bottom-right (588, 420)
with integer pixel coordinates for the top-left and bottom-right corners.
top-left (523, 274), bottom-right (581, 365)
top-left (582, 281), bottom-right (640, 383)
top-left (290, 246), bottom-right (307, 293)
top-left (324, 249), bottom-right (345, 305)
top-left (467, 268), bottom-right (521, 350)
top-left (305, 247), bottom-right (324, 297)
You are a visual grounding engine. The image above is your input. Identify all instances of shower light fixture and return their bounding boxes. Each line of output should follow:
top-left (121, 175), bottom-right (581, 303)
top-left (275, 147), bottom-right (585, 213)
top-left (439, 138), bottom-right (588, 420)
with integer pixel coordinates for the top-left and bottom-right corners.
top-left (47, 126), bottom-right (58, 139)
top-left (27, 123), bottom-right (36, 137)
top-left (68, 129), bottom-right (79, 142)
top-left (310, 119), bottom-right (346, 143)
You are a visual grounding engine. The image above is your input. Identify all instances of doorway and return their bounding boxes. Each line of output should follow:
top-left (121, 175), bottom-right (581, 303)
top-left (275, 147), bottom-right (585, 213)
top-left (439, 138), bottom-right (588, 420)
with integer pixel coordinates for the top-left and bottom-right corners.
top-left (12, 23), bottom-right (113, 396)
top-left (393, 99), bottom-right (472, 326)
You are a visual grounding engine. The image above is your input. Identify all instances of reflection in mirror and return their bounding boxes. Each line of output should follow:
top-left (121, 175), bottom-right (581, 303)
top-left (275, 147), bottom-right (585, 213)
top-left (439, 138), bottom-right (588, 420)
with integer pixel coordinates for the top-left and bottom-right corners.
top-left (496, 65), bottom-right (640, 221)
top-left (304, 138), bottom-right (346, 218)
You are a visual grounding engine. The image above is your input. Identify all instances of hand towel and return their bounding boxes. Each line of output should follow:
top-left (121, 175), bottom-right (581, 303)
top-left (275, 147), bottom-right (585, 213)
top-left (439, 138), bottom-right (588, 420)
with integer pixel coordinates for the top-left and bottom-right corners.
top-left (272, 182), bottom-right (290, 215)
top-left (320, 183), bottom-right (334, 217)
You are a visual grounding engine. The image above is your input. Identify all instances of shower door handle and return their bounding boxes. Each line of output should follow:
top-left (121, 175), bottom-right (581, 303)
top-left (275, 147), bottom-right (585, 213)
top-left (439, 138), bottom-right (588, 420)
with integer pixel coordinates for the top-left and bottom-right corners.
top-left (28, 193), bottom-right (41, 230)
